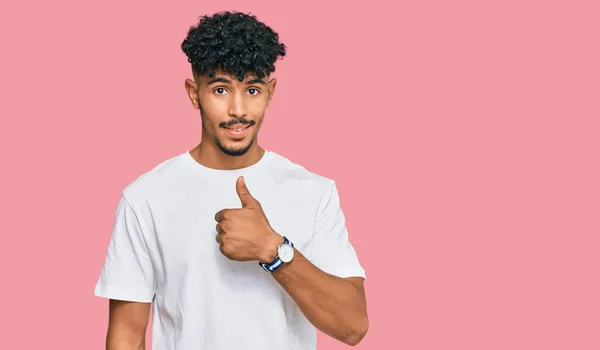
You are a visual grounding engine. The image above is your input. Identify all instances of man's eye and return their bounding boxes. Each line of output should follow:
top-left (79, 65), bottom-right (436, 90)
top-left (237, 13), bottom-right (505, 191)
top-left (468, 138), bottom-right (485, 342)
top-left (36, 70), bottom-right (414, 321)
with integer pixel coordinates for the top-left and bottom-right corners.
top-left (248, 88), bottom-right (259, 95)
top-left (215, 88), bottom-right (227, 95)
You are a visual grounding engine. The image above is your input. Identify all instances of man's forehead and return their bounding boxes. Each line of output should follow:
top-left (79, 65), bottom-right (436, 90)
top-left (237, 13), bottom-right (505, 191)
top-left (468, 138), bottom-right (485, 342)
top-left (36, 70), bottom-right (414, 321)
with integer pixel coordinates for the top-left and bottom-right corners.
top-left (204, 70), bottom-right (267, 82)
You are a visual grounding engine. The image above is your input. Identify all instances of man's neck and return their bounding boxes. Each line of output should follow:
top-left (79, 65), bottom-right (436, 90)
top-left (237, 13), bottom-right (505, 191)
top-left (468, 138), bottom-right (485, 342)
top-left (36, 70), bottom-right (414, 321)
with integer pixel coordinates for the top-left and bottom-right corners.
top-left (189, 141), bottom-right (265, 170)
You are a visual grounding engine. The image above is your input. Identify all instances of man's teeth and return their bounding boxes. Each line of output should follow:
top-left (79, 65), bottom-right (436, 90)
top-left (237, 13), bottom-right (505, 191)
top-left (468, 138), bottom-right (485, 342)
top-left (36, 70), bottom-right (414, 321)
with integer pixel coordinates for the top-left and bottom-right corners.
top-left (229, 125), bottom-right (246, 131)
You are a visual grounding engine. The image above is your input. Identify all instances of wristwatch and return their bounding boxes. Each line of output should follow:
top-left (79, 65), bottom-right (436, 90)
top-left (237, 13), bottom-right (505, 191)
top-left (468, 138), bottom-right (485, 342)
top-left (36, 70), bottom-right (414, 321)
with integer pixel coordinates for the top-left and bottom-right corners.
top-left (259, 236), bottom-right (295, 273)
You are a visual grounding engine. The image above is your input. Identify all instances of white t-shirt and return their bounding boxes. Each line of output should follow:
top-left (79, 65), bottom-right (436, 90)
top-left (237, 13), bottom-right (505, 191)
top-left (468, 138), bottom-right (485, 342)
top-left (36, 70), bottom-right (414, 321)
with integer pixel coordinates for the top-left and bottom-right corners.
top-left (94, 149), bottom-right (366, 350)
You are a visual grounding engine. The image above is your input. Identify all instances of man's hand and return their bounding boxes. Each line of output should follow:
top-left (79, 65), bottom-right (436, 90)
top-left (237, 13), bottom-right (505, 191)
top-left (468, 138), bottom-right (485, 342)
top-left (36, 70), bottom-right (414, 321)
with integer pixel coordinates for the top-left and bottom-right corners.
top-left (214, 176), bottom-right (283, 263)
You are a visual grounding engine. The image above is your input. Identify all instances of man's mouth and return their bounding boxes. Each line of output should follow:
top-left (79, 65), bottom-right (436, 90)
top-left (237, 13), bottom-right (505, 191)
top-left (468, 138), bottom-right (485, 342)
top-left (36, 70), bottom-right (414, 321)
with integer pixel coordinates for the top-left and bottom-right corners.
top-left (223, 122), bottom-right (253, 139)
top-left (224, 124), bottom-right (251, 131)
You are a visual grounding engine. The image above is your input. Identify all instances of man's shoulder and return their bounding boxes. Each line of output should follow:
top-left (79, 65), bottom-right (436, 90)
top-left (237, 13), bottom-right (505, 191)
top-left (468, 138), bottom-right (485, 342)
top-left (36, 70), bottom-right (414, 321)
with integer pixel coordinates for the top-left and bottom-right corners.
top-left (267, 151), bottom-right (335, 194)
top-left (120, 151), bottom-right (186, 202)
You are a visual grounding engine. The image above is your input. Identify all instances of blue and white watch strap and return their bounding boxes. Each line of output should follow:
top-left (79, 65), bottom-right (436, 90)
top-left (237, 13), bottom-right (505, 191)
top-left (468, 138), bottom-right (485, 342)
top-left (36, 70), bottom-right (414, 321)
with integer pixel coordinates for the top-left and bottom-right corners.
top-left (259, 236), bottom-right (293, 273)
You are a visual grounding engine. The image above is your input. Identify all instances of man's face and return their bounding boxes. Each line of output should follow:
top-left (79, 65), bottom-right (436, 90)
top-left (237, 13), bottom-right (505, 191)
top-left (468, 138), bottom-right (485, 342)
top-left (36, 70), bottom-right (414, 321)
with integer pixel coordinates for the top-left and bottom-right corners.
top-left (185, 70), bottom-right (277, 157)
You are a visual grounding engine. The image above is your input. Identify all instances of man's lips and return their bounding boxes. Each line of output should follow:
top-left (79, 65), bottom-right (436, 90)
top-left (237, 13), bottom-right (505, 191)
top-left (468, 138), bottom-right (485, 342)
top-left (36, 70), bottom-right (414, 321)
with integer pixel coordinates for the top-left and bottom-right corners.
top-left (223, 123), bottom-right (253, 138)
top-left (223, 123), bottom-right (252, 131)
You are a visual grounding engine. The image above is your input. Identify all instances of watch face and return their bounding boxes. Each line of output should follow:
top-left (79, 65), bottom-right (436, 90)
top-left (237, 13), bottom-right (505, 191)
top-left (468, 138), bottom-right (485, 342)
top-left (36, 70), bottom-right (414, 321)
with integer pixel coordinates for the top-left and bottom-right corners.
top-left (278, 244), bottom-right (295, 263)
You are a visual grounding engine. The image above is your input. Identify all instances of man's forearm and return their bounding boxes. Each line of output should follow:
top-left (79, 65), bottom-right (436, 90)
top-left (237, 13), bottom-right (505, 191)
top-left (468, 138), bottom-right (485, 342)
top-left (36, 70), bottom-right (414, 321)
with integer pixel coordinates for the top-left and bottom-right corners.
top-left (270, 248), bottom-right (369, 346)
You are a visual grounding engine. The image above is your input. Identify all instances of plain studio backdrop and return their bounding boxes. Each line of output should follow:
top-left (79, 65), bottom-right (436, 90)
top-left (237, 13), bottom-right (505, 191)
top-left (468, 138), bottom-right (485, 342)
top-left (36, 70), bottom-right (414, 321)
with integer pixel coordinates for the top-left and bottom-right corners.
top-left (0, 0), bottom-right (598, 349)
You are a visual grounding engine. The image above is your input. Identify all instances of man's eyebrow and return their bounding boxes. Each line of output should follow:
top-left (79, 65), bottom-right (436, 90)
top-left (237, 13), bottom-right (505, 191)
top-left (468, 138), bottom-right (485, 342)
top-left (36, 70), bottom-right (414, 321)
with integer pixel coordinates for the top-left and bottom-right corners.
top-left (207, 77), bottom-right (232, 85)
top-left (206, 77), bottom-right (266, 86)
top-left (246, 78), bottom-right (267, 86)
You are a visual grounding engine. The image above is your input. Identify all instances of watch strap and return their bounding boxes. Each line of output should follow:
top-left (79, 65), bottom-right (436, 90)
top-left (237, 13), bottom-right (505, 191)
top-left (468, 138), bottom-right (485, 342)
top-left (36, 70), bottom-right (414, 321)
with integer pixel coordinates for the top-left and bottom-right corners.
top-left (259, 236), bottom-right (293, 273)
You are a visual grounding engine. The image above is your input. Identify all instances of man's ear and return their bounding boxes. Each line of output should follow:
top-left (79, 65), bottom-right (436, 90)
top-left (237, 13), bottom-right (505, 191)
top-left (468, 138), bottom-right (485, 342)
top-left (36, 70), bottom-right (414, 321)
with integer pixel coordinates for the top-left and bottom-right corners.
top-left (266, 78), bottom-right (277, 107)
top-left (185, 78), bottom-right (200, 110)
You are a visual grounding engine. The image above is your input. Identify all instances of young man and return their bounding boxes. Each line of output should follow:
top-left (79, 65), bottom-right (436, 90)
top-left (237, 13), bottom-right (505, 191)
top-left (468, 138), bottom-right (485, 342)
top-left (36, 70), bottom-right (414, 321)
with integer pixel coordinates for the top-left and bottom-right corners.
top-left (94, 11), bottom-right (368, 350)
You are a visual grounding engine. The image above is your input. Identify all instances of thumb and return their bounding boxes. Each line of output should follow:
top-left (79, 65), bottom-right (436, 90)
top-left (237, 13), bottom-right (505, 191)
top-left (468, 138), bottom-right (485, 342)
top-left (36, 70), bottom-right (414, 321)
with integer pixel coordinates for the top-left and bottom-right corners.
top-left (236, 176), bottom-right (258, 208)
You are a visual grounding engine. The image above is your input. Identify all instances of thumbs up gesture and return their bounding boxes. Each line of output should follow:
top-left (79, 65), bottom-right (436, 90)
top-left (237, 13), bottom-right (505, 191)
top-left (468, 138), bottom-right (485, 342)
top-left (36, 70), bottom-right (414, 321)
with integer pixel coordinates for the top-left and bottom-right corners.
top-left (214, 176), bottom-right (283, 263)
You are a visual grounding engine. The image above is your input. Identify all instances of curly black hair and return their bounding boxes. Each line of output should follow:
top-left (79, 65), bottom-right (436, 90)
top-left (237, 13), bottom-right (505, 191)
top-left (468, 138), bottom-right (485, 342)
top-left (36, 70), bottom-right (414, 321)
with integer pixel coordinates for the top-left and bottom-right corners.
top-left (181, 11), bottom-right (286, 81)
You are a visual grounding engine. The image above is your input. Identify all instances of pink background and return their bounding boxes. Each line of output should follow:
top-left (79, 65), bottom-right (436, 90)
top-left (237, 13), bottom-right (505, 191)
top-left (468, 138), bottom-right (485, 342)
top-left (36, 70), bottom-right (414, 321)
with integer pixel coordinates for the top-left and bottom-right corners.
top-left (1, 0), bottom-right (599, 349)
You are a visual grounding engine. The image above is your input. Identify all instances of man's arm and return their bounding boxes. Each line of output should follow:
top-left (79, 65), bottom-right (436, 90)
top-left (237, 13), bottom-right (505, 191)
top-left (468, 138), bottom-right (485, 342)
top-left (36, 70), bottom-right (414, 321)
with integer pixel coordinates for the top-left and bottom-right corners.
top-left (105, 300), bottom-right (151, 350)
top-left (269, 244), bottom-right (368, 346)
top-left (216, 176), bottom-right (369, 345)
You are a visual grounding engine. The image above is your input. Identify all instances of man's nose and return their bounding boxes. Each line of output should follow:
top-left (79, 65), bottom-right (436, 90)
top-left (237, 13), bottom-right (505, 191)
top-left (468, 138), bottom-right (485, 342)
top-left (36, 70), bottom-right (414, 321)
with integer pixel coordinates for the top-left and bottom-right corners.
top-left (228, 93), bottom-right (247, 118)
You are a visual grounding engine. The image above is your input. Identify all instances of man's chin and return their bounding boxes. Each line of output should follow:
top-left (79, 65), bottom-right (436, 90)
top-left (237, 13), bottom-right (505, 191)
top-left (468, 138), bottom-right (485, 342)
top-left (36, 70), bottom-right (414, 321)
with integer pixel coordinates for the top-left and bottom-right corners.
top-left (221, 148), bottom-right (250, 157)
top-left (216, 139), bottom-right (254, 157)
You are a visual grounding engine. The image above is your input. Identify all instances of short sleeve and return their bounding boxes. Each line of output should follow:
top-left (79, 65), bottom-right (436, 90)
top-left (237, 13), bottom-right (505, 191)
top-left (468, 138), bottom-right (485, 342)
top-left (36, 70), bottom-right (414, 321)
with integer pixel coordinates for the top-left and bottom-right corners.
top-left (94, 194), bottom-right (156, 302)
top-left (309, 181), bottom-right (366, 280)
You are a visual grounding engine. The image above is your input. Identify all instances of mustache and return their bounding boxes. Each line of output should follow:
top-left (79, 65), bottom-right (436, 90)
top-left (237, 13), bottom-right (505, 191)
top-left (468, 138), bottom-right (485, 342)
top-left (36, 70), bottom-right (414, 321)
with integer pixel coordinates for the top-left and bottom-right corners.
top-left (220, 118), bottom-right (256, 128)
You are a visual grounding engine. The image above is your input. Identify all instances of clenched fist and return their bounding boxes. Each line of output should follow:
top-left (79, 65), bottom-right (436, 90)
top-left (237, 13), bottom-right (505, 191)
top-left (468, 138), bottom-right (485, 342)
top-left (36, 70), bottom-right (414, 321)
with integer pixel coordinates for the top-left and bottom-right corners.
top-left (214, 176), bottom-right (283, 263)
